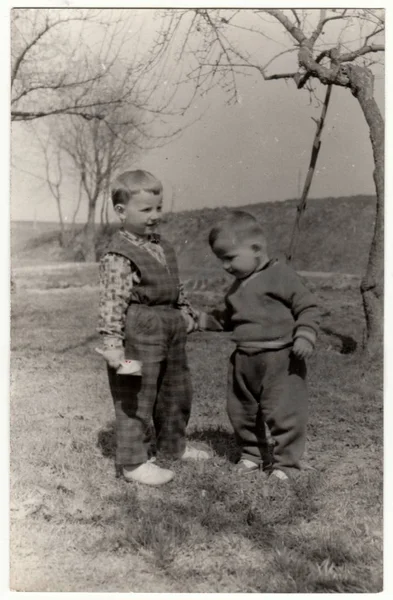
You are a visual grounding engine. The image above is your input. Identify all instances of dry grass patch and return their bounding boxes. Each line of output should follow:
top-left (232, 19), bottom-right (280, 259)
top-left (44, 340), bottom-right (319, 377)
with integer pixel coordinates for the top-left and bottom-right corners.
top-left (10, 286), bottom-right (382, 592)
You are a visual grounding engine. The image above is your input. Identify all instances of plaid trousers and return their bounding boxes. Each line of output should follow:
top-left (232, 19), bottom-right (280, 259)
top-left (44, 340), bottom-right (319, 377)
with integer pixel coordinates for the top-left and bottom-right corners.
top-left (107, 304), bottom-right (192, 468)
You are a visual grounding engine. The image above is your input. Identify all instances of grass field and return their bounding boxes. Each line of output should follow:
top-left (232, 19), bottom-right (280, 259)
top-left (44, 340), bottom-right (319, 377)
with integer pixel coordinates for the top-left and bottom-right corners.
top-left (10, 283), bottom-right (383, 593)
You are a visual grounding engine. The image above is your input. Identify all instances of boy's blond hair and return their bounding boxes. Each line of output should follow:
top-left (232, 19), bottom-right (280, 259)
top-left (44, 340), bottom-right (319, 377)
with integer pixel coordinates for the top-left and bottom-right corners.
top-left (111, 170), bottom-right (163, 207)
top-left (209, 210), bottom-right (267, 250)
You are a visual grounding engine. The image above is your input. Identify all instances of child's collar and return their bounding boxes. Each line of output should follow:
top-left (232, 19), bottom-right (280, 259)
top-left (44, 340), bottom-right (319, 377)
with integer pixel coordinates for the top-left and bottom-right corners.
top-left (255, 257), bottom-right (272, 273)
top-left (120, 228), bottom-right (161, 244)
top-left (237, 257), bottom-right (275, 287)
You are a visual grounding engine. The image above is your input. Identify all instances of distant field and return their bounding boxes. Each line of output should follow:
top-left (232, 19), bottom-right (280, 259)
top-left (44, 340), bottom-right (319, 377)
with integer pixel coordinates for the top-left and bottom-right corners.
top-left (11, 194), bottom-right (375, 274)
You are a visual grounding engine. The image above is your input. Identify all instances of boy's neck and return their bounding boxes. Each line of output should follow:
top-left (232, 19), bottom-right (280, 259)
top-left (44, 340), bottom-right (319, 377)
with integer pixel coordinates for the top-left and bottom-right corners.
top-left (121, 227), bottom-right (141, 239)
top-left (255, 256), bottom-right (271, 272)
top-left (236, 257), bottom-right (271, 282)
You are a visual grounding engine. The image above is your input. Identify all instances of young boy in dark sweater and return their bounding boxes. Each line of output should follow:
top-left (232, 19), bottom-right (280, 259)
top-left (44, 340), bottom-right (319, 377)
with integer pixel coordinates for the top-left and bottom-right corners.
top-left (205, 210), bottom-right (319, 481)
top-left (97, 170), bottom-right (210, 487)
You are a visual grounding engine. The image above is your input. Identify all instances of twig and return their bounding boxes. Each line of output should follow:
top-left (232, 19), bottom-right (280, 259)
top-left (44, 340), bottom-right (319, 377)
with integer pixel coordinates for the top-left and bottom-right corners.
top-left (287, 84), bottom-right (333, 264)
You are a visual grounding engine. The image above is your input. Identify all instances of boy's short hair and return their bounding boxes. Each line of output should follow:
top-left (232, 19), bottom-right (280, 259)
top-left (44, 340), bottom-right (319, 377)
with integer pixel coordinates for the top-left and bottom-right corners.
top-left (209, 210), bottom-right (266, 249)
top-left (111, 170), bottom-right (163, 207)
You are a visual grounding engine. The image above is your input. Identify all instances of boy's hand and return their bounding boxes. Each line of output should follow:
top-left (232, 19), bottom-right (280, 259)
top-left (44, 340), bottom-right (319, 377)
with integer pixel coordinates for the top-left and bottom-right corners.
top-left (95, 347), bottom-right (125, 369)
top-left (198, 312), bottom-right (224, 331)
top-left (293, 338), bottom-right (314, 359)
top-left (182, 312), bottom-right (197, 333)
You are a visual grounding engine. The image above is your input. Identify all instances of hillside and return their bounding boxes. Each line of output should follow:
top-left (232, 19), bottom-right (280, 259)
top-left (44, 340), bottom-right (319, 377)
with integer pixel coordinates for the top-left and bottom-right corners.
top-left (11, 195), bottom-right (376, 275)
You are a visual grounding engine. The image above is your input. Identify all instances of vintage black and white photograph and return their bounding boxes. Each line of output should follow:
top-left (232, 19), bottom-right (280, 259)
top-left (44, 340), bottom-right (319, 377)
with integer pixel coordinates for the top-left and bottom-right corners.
top-left (10, 3), bottom-right (385, 594)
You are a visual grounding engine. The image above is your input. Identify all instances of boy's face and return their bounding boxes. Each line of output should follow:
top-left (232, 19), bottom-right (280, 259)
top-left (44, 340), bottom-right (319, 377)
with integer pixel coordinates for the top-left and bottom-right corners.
top-left (115, 190), bottom-right (163, 236)
top-left (212, 236), bottom-right (265, 279)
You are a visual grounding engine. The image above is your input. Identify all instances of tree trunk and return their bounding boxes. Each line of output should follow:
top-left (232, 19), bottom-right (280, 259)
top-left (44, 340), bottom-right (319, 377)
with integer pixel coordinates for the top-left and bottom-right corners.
top-left (71, 176), bottom-right (84, 230)
top-left (100, 194), bottom-right (107, 226)
top-left (55, 195), bottom-right (66, 247)
top-left (350, 66), bottom-right (384, 358)
top-left (105, 195), bottom-right (110, 225)
top-left (83, 201), bottom-right (97, 261)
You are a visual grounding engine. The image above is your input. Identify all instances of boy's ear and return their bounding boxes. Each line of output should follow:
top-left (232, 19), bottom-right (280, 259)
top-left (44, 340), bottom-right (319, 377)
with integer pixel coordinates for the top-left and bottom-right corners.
top-left (114, 204), bottom-right (125, 220)
top-left (251, 243), bottom-right (262, 254)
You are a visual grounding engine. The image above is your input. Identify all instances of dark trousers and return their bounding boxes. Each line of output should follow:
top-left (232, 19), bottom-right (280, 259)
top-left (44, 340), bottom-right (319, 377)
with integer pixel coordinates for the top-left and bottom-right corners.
top-left (227, 347), bottom-right (308, 475)
top-left (107, 305), bottom-right (192, 468)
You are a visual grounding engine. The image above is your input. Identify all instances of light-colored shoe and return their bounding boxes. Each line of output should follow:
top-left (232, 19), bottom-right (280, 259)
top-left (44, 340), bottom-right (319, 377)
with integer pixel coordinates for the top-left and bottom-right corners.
top-left (271, 469), bottom-right (289, 481)
top-left (181, 445), bottom-right (211, 461)
top-left (123, 462), bottom-right (174, 486)
top-left (235, 459), bottom-right (260, 475)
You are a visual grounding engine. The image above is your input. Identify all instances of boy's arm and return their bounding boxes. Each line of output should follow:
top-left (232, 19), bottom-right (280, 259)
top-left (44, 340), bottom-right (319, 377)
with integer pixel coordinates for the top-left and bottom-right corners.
top-left (176, 282), bottom-right (205, 332)
top-left (176, 283), bottom-right (224, 332)
top-left (98, 253), bottom-right (139, 364)
top-left (278, 263), bottom-right (320, 348)
top-left (176, 282), bottom-right (200, 331)
top-left (201, 305), bottom-right (232, 331)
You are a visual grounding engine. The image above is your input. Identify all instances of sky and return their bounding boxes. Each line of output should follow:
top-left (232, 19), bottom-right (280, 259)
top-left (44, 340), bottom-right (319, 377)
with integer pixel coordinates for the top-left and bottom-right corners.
top-left (10, 8), bottom-right (385, 222)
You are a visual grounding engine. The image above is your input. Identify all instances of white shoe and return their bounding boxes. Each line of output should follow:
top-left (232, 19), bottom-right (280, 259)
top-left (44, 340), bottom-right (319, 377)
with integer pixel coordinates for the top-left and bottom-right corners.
top-left (181, 445), bottom-right (211, 461)
top-left (271, 469), bottom-right (289, 481)
top-left (123, 462), bottom-right (174, 486)
top-left (235, 459), bottom-right (260, 475)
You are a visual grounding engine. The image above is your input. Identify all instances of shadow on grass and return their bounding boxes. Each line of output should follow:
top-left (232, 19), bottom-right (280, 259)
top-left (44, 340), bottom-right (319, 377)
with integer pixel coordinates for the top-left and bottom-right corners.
top-left (97, 422), bottom-right (116, 459)
top-left (56, 334), bottom-right (99, 354)
top-left (320, 326), bottom-right (357, 354)
top-left (188, 426), bottom-right (240, 463)
top-left (97, 423), bottom-right (241, 464)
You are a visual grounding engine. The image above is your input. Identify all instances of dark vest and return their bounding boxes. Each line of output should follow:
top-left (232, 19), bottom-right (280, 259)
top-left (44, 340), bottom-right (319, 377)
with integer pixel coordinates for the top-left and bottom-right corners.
top-left (104, 231), bottom-right (180, 306)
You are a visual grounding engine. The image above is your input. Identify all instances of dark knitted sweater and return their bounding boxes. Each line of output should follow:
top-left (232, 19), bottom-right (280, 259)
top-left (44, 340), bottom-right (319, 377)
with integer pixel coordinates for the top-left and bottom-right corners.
top-left (222, 259), bottom-right (319, 350)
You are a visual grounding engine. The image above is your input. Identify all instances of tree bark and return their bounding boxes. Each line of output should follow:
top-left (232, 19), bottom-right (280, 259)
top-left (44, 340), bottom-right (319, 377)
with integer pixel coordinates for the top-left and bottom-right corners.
top-left (349, 65), bottom-right (384, 357)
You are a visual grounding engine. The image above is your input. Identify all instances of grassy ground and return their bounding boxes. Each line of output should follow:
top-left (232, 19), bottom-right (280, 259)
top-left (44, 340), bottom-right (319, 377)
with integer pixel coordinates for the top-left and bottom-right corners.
top-left (10, 284), bottom-right (382, 592)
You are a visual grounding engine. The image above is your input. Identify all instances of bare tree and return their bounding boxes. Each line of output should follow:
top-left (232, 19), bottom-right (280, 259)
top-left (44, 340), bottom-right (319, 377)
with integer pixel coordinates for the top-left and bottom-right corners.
top-left (155, 8), bottom-right (384, 357)
top-left (50, 107), bottom-right (141, 261)
top-left (11, 7), bottom-right (197, 126)
top-left (13, 7), bottom-right (196, 260)
top-left (31, 127), bottom-right (68, 247)
top-left (12, 9), bottom-right (119, 121)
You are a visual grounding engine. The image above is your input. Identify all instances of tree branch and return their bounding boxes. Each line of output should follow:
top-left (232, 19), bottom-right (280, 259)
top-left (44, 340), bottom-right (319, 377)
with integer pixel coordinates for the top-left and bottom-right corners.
top-left (260, 47), bottom-right (298, 73)
top-left (260, 70), bottom-right (300, 82)
top-left (11, 16), bottom-right (53, 87)
top-left (11, 109), bottom-right (105, 122)
top-left (291, 10), bottom-right (300, 26)
top-left (11, 74), bottom-right (107, 105)
top-left (309, 10), bottom-right (351, 46)
top-left (309, 9), bottom-right (327, 45)
top-left (11, 13), bottom-right (88, 88)
top-left (365, 25), bottom-right (384, 45)
top-left (263, 9), bottom-right (307, 45)
top-left (338, 44), bottom-right (384, 63)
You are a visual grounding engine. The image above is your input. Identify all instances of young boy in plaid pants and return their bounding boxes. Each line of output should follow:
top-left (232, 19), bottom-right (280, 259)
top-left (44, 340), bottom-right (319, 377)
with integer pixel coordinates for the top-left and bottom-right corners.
top-left (97, 170), bottom-right (212, 486)
top-left (204, 211), bottom-right (320, 483)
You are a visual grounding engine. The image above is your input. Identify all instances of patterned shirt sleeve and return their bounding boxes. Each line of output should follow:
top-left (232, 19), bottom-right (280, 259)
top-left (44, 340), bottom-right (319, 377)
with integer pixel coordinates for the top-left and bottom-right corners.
top-left (176, 282), bottom-right (202, 330)
top-left (98, 253), bottom-right (140, 350)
